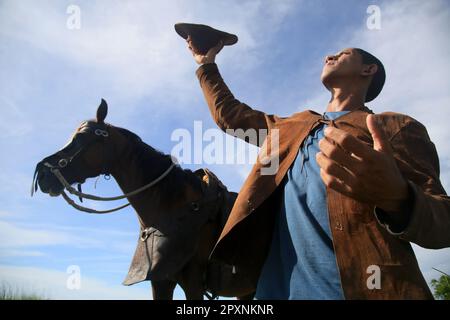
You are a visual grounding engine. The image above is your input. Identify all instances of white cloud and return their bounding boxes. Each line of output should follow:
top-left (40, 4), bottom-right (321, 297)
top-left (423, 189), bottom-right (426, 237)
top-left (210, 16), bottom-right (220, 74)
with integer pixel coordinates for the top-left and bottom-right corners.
top-left (0, 211), bottom-right (13, 218)
top-left (0, 171), bottom-right (39, 204)
top-left (0, 97), bottom-right (34, 138)
top-left (0, 220), bottom-right (70, 248)
top-left (0, 265), bottom-right (151, 299)
top-left (0, 219), bottom-right (140, 252)
top-left (0, 0), bottom-right (299, 211)
top-left (0, 249), bottom-right (46, 258)
top-left (0, 0), bottom-right (297, 104)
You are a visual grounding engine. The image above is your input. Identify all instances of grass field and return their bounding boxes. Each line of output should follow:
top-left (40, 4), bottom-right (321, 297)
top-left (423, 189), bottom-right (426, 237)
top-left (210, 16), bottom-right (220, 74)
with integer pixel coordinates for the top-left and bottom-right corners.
top-left (0, 281), bottom-right (48, 300)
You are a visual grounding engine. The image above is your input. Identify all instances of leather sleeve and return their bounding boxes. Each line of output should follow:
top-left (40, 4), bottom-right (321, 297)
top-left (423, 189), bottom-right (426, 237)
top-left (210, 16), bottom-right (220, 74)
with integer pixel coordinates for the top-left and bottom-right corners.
top-left (196, 63), bottom-right (277, 146)
top-left (375, 119), bottom-right (450, 249)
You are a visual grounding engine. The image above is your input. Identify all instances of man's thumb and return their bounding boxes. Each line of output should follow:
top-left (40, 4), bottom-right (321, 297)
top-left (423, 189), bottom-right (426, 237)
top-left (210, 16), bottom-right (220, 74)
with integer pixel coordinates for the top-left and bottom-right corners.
top-left (366, 114), bottom-right (393, 154)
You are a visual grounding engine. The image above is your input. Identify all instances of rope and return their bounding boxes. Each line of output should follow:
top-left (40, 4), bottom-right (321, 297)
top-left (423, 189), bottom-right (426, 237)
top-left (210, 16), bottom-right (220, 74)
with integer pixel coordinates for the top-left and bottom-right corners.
top-left (61, 191), bottom-right (131, 214)
top-left (47, 162), bottom-right (176, 214)
top-left (50, 162), bottom-right (176, 201)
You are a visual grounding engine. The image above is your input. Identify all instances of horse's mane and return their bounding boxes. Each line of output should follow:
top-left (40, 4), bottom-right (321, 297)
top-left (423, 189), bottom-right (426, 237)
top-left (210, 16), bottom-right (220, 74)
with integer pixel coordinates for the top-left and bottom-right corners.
top-left (113, 125), bottom-right (203, 205)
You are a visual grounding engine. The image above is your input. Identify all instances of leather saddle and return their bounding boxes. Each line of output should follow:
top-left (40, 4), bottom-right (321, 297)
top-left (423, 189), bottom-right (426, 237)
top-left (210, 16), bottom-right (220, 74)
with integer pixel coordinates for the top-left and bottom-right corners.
top-left (123, 168), bottom-right (226, 285)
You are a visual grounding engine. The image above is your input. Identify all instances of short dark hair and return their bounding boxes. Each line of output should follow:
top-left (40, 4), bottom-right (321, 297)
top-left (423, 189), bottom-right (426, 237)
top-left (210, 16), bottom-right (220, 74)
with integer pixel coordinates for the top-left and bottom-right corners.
top-left (355, 48), bottom-right (386, 102)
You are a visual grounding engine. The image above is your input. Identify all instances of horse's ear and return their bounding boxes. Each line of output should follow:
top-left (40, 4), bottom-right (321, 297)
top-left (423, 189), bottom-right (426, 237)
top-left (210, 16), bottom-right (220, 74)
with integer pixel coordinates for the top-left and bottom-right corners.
top-left (96, 98), bottom-right (108, 123)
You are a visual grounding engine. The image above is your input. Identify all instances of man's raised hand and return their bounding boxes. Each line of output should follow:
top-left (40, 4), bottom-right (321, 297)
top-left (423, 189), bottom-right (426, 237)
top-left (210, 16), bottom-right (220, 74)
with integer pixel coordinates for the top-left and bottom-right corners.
top-left (316, 114), bottom-right (410, 214)
top-left (187, 39), bottom-right (224, 65)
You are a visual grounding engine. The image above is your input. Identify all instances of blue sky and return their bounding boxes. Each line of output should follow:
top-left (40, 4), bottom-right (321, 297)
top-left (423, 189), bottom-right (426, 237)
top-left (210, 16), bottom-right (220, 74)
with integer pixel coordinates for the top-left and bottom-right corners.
top-left (0, 0), bottom-right (449, 299)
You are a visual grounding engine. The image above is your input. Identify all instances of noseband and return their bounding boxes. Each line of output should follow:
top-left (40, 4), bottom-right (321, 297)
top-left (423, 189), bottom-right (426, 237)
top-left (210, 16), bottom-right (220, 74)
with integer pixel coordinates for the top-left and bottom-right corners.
top-left (34, 122), bottom-right (176, 214)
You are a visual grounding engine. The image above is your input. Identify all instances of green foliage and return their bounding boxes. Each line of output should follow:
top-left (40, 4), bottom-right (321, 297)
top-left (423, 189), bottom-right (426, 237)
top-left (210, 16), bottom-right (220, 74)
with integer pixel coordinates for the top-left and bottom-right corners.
top-left (431, 274), bottom-right (450, 300)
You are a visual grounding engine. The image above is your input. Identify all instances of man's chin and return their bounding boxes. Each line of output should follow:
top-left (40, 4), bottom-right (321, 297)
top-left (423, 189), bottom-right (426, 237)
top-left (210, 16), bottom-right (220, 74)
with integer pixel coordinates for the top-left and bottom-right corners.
top-left (320, 75), bottom-right (332, 90)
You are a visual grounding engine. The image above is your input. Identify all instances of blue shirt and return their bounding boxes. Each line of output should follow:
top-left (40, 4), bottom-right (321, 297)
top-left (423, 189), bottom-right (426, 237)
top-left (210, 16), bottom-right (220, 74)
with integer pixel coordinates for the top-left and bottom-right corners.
top-left (255, 111), bottom-right (349, 300)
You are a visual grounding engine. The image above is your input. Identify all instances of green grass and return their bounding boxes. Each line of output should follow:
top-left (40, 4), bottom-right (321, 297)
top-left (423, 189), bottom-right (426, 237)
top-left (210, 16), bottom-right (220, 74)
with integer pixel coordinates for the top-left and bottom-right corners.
top-left (0, 281), bottom-right (48, 300)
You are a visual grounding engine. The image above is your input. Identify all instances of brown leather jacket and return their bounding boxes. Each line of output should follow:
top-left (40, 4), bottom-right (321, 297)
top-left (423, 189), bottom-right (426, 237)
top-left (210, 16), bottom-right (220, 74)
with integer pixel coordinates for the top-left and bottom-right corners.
top-left (196, 63), bottom-right (450, 299)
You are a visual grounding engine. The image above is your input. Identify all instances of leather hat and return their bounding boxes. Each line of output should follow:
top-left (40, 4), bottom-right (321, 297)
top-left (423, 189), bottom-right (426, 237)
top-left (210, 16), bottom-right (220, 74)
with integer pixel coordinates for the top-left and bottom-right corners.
top-left (175, 23), bottom-right (238, 55)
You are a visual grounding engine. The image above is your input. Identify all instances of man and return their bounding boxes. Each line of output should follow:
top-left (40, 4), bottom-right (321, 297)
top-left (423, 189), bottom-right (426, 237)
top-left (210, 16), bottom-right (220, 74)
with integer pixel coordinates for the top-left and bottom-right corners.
top-left (187, 41), bottom-right (450, 299)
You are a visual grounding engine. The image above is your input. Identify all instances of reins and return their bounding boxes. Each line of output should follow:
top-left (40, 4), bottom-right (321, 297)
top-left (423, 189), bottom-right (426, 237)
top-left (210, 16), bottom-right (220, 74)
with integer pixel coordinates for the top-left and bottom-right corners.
top-left (46, 162), bottom-right (176, 214)
top-left (44, 162), bottom-right (176, 214)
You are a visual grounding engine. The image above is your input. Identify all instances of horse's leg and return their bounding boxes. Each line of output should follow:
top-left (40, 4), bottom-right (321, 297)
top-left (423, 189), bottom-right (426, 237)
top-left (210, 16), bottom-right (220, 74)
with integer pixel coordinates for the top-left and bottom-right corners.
top-left (180, 282), bottom-right (204, 300)
top-left (178, 266), bottom-right (205, 300)
top-left (237, 292), bottom-right (256, 300)
top-left (151, 279), bottom-right (177, 300)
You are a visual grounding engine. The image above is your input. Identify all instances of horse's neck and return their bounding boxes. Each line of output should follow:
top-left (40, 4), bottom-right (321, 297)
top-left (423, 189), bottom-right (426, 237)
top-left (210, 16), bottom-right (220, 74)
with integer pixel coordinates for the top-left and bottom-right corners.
top-left (109, 138), bottom-right (201, 227)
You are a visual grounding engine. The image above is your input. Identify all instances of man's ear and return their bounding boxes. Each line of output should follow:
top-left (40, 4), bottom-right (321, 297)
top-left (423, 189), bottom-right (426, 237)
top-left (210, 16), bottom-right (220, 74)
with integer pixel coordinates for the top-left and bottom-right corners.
top-left (96, 98), bottom-right (108, 124)
top-left (361, 64), bottom-right (378, 77)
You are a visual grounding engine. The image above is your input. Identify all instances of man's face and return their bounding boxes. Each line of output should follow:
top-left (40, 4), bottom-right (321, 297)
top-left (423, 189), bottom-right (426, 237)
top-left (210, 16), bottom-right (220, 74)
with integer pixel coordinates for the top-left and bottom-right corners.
top-left (321, 48), bottom-right (364, 89)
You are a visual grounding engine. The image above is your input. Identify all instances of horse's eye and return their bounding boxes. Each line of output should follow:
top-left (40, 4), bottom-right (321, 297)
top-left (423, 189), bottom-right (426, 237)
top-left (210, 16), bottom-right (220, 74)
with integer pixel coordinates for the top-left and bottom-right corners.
top-left (64, 133), bottom-right (88, 149)
top-left (76, 132), bottom-right (90, 140)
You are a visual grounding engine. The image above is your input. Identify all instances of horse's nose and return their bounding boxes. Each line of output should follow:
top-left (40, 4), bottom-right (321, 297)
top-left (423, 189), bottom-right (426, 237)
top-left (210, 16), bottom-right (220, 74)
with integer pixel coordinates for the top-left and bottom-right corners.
top-left (36, 166), bottom-right (51, 192)
top-left (35, 163), bottom-right (61, 194)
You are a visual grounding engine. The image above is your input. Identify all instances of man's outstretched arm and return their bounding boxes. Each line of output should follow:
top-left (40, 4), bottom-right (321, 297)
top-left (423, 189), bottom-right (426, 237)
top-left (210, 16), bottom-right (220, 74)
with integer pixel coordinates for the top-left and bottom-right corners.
top-left (190, 41), bottom-right (274, 146)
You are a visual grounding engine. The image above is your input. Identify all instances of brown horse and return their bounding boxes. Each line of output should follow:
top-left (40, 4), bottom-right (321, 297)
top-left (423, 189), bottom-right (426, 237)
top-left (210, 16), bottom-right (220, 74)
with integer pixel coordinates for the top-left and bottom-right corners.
top-left (32, 99), bottom-right (255, 300)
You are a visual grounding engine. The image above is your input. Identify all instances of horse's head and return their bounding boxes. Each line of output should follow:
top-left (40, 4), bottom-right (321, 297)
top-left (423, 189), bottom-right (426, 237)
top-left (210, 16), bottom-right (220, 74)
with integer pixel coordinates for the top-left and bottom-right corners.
top-left (32, 99), bottom-right (120, 196)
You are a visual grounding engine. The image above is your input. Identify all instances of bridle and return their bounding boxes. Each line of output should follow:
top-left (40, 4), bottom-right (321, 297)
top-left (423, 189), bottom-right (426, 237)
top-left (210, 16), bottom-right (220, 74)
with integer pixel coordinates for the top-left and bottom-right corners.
top-left (32, 122), bottom-right (176, 214)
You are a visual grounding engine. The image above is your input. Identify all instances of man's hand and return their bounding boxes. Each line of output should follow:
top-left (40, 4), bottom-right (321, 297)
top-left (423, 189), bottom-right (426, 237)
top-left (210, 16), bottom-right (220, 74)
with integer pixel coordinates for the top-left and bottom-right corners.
top-left (187, 38), bottom-right (224, 65)
top-left (316, 114), bottom-right (410, 213)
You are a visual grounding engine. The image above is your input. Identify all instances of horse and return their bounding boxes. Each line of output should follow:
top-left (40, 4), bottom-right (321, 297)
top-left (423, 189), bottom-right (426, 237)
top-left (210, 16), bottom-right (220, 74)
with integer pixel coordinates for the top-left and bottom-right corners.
top-left (32, 99), bottom-right (255, 300)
